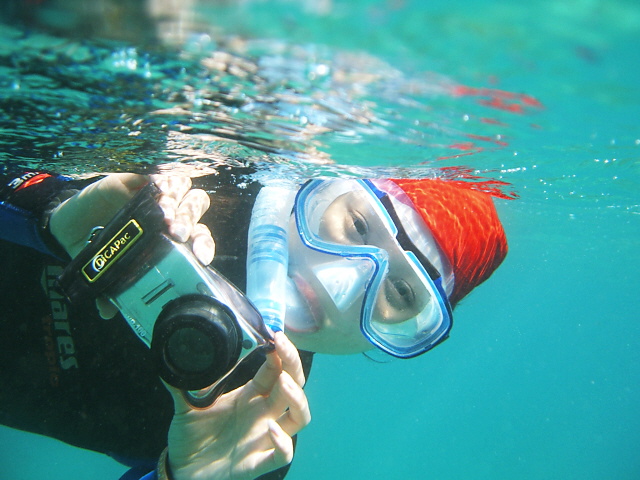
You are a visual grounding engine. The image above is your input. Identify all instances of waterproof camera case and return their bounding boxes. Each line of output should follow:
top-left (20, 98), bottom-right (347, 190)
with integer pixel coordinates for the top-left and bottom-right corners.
top-left (57, 183), bottom-right (273, 408)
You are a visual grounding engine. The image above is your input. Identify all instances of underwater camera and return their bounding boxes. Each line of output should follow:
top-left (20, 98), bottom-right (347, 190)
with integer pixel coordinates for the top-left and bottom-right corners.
top-left (57, 182), bottom-right (273, 408)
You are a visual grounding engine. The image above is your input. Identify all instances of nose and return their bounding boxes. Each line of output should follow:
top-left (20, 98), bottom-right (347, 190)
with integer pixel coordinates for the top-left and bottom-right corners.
top-left (312, 258), bottom-right (376, 312)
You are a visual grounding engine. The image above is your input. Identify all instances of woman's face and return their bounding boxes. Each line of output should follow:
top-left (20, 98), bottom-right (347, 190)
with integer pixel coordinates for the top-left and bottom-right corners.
top-left (284, 189), bottom-right (430, 355)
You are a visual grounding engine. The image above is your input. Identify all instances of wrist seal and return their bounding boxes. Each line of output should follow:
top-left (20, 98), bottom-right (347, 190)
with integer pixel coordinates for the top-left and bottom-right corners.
top-left (157, 447), bottom-right (174, 480)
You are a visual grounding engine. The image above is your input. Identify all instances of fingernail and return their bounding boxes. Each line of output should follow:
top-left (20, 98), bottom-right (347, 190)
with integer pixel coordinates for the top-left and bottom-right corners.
top-left (192, 236), bottom-right (215, 265)
top-left (193, 243), bottom-right (214, 265)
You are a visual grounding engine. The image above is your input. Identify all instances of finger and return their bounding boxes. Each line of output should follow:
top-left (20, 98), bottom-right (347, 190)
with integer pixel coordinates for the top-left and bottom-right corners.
top-left (90, 173), bottom-right (149, 209)
top-left (151, 175), bottom-right (192, 203)
top-left (250, 348), bottom-right (283, 396)
top-left (50, 174), bottom-right (149, 257)
top-left (152, 176), bottom-right (192, 224)
top-left (190, 223), bottom-right (215, 265)
top-left (96, 296), bottom-right (119, 320)
top-left (274, 332), bottom-right (306, 388)
top-left (268, 419), bottom-right (294, 466)
top-left (157, 194), bottom-right (178, 223)
top-left (169, 189), bottom-right (210, 242)
top-left (267, 371), bottom-right (310, 430)
top-left (177, 188), bottom-right (210, 220)
top-left (249, 420), bottom-right (294, 479)
top-left (278, 387), bottom-right (312, 437)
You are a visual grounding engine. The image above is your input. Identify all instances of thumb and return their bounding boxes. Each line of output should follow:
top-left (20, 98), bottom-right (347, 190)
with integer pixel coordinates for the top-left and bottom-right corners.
top-left (76, 173), bottom-right (149, 214)
top-left (50, 174), bottom-right (149, 257)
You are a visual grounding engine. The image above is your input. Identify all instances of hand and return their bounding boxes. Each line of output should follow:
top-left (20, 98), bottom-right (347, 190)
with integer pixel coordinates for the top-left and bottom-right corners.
top-left (49, 173), bottom-right (215, 317)
top-left (165, 332), bottom-right (311, 480)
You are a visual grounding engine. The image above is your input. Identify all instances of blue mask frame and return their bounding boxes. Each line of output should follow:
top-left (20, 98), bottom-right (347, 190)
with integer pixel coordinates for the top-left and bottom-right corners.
top-left (294, 179), bottom-right (453, 358)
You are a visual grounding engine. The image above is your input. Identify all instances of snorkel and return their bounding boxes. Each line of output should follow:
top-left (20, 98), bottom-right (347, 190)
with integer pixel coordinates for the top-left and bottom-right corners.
top-left (246, 183), bottom-right (298, 332)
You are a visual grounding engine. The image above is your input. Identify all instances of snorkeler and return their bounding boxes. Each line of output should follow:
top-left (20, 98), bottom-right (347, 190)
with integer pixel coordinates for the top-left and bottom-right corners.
top-left (0, 167), bottom-right (507, 480)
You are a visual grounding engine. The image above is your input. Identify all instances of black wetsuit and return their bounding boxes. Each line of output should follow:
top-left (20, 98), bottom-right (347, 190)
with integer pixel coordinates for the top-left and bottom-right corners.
top-left (0, 170), bottom-right (312, 480)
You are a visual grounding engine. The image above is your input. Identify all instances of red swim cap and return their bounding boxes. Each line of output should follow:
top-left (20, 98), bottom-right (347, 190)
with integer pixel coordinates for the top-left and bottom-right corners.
top-left (391, 178), bottom-right (508, 306)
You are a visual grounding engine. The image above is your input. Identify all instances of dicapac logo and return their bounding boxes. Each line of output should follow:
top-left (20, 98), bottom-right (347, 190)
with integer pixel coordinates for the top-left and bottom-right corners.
top-left (82, 220), bottom-right (143, 283)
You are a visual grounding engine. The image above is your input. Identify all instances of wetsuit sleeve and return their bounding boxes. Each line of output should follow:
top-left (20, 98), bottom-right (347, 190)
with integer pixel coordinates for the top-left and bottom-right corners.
top-left (120, 462), bottom-right (294, 480)
top-left (0, 171), bottom-right (97, 259)
top-left (119, 468), bottom-right (158, 480)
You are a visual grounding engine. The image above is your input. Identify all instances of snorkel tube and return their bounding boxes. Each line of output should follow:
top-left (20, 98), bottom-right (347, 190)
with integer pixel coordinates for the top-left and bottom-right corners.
top-left (246, 183), bottom-right (298, 331)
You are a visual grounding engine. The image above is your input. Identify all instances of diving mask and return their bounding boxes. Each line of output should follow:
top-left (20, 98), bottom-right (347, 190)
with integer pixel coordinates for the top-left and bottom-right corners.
top-left (289, 179), bottom-right (454, 358)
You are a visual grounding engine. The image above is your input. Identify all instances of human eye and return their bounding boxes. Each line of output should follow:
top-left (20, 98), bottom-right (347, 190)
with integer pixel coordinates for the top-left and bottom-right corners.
top-left (346, 210), bottom-right (369, 244)
top-left (388, 277), bottom-right (415, 310)
top-left (381, 276), bottom-right (416, 313)
top-left (373, 276), bottom-right (420, 324)
top-left (318, 192), bottom-right (371, 245)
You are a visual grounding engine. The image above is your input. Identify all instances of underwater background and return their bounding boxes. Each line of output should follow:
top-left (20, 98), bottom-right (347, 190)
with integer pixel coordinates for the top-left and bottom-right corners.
top-left (1, 0), bottom-right (638, 479)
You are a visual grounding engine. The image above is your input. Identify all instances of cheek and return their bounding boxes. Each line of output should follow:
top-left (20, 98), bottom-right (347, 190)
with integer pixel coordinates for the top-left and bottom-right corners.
top-left (321, 307), bottom-right (372, 350)
top-left (325, 311), bottom-right (361, 338)
top-left (286, 304), bottom-right (373, 355)
top-left (287, 324), bottom-right (373, 355)
top-left (320, 289), bottom-right (364, 332)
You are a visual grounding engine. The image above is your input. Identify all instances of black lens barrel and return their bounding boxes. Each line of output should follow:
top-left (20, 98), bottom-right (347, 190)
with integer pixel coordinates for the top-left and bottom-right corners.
top-left (151, 294), bottom-right (243, 391)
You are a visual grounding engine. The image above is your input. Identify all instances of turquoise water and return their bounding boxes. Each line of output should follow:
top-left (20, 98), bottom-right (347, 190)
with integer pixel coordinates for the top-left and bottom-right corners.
top-left (1, 0), bottom-right (639, 479)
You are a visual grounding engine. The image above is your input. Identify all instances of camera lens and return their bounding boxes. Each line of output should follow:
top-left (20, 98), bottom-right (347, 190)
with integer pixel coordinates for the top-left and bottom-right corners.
top-left (166, 326), bottom-right (216, 373)
top-left (152, 294), bottom-right (242, 391)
